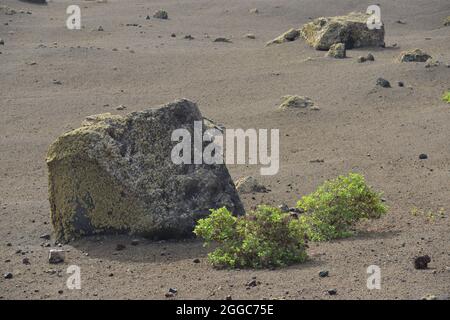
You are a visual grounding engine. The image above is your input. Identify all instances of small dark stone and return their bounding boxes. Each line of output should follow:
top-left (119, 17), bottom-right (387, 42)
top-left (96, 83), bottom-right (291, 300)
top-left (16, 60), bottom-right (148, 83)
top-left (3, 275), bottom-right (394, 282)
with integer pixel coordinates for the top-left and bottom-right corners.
top-left (213, 37), bottom-right (232, 43)
top-left (246, 279), bottom-right (258, 287)
top-left (131, 239), bottom-right (139, 246)
top-left (327, 288), bottom-right (337, 295)
top-left (115, 244), bottom-right (126, 251)
top-left (289, 207), bottom-right (303, 214)
top-left (22, 257), bottom-right (30, 265)
top-left (146, 15), bottom-right (151, 20)
top-left (366, 53), bottom-right (375, 61)
top-left (278, 204), bottom-right (289, 212)
top-left (419, 154), bottom-right (428, 160)
top-left (58, 290), bottom-right (64, 294)
top-left (171, 33), bottom-right (176, 37)
top-left (376, 78), bottom-right (391, 88)
top-left (319, 270), bottom-right (329, 278)
top-left (169, 288), bottom-right (178, 294)
top-left (225, 295), bottom-right (232, 300)
top-left (193, 258), bottom-right (200, 263)
top-left (357, 56), bottom-right (367, 63)
top-left (40, 234), bottom-right (51, 240)
top-left (4, 272), bottom-right (13, 279)
top-left (48, 249), bottom-right (65, 264)
top-left (153, 10), bottom-right (168, 20)
top-left (398, 81), bottom-right (404, 87)
top-left (414, 255), bottom-right (431, 269)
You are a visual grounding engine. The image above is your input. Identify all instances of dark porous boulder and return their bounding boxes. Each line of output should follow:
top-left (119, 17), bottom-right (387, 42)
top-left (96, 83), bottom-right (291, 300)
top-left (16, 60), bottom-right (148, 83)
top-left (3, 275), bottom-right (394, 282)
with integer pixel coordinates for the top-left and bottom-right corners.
top-left (46, 99), bottom-right (244, 242)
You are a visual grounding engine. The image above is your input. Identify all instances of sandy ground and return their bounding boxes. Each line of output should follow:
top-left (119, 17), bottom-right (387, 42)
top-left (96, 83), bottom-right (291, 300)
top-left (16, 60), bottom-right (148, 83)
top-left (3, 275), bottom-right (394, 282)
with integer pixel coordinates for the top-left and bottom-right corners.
top-left (0, 0), bottom-right (449, 300)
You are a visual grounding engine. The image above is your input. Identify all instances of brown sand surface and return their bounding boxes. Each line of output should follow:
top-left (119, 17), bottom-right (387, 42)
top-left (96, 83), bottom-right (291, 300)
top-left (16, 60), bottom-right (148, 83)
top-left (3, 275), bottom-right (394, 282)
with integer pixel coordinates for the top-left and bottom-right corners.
top-left (0, 0), bottom-right (449, 299)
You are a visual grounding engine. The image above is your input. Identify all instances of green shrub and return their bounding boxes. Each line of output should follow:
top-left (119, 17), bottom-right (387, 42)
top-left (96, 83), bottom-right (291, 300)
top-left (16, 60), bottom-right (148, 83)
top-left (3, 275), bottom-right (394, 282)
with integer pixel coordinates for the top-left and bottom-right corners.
top-left (297, 173), bottom-right (387, 241)
top-left (195, 173), bottom-right (387, 269)
top-left (443, 91), bottom-right (450, 103)
top-left (194, 206), bottom-right (308, 269)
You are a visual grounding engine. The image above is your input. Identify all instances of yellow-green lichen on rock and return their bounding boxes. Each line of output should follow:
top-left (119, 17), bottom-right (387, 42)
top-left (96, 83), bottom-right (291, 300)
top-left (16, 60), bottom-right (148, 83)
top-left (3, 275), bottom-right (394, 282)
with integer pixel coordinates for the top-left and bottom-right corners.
top-left (326, 43), bottom-right (346, 58)
top-left (398, 49), bottom-right (432, 62)
top-left (300, 12), bottom-right (385, 50)
top-left (278, 95), bottom-right (314, 110)
top-left (46, 99), bottom-right (244, 242)
top-left (266, 28), bottom-right (300, 46)
top-left (444, 16), bottom-right (450, 26)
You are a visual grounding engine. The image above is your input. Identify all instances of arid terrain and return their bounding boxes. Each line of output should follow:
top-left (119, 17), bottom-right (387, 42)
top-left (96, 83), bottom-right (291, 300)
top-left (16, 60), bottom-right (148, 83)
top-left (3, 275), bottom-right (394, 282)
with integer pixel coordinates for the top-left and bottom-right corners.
top-left (0, 0), bottom-right (449, 300)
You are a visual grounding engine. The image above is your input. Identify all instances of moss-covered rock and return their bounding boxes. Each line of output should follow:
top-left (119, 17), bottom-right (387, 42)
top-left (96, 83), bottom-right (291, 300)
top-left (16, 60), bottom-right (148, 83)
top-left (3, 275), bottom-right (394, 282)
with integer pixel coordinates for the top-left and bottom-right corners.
top-left (46, 99), bottom-right (244, 242)
top-left (444, 16), bottom-right (450, 26)
top-left (300, 12), bottom-right (385, 50)
top-left (278, 95), bottom-right (314, 109)
top-left (398, 49), bottom-right (432, 62)
top-left (266, 28), bottom-right (300, 46)
top-left (326, 43), bottom-right (346, 58)
top-left (235, 176), bottom-right (267, 194)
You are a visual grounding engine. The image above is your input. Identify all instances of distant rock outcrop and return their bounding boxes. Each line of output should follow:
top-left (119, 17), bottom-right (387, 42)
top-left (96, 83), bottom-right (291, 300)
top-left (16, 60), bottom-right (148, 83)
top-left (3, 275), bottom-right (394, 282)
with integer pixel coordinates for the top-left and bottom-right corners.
top-left (301, 12), bottom-right (385, 50)
top-left (47, 99), bottom-right (244, 242)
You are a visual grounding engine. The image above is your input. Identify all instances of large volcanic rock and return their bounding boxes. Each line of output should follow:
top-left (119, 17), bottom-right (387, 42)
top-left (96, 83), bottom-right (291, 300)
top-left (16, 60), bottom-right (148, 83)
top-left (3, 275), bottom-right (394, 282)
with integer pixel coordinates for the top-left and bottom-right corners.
top-left (300, 12), bottom-right (385, 50)
top-left (47, 99), bottom-right (244, 242)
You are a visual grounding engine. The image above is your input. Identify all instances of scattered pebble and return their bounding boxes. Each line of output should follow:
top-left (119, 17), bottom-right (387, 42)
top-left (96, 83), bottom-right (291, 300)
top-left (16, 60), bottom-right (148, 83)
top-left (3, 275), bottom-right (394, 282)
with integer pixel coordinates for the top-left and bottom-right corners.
top-left (213, 37), bottom-right (232, 43)
top-left (414, 255), bottom-right (431, 269)
top-left (319, 270), bottom-right (329, 278)
top-left (327, 288), bottom-right (337, 295)
top-left (115, 244), bottom-right (126, 251)
top-left (131, 239), bottom-right (140, 246)
top-left (4, 272), bottom-right (13, 279)
top-left (153, 10), bottom-right (168, 20)
top-left (40, 234), bottom-right (51, 240)
top-left (376, 78), bottom-right (391, 88)
top-left (246, 279), bottom-right (259, 288)
top-left (419, 154), bottom-right (428, 160)
top-left (48, 249), bottom-right (65, 264)
top-left (193, 258), bottom-right (200, 263)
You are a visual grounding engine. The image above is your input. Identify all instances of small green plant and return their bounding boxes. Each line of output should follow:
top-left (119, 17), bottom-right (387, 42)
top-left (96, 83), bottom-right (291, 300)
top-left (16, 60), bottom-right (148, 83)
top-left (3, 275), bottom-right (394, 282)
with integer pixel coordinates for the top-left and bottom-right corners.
top-left (194, 206), bottom-right (308, 269)
top-left (410, 206), bottom-right (445, 223)
top-left (297, 173), bottom-right (387, 241)
top-left (195, 173), bottom-right (387, 269)
top-left (442, 91), bottom-right (450, 103)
